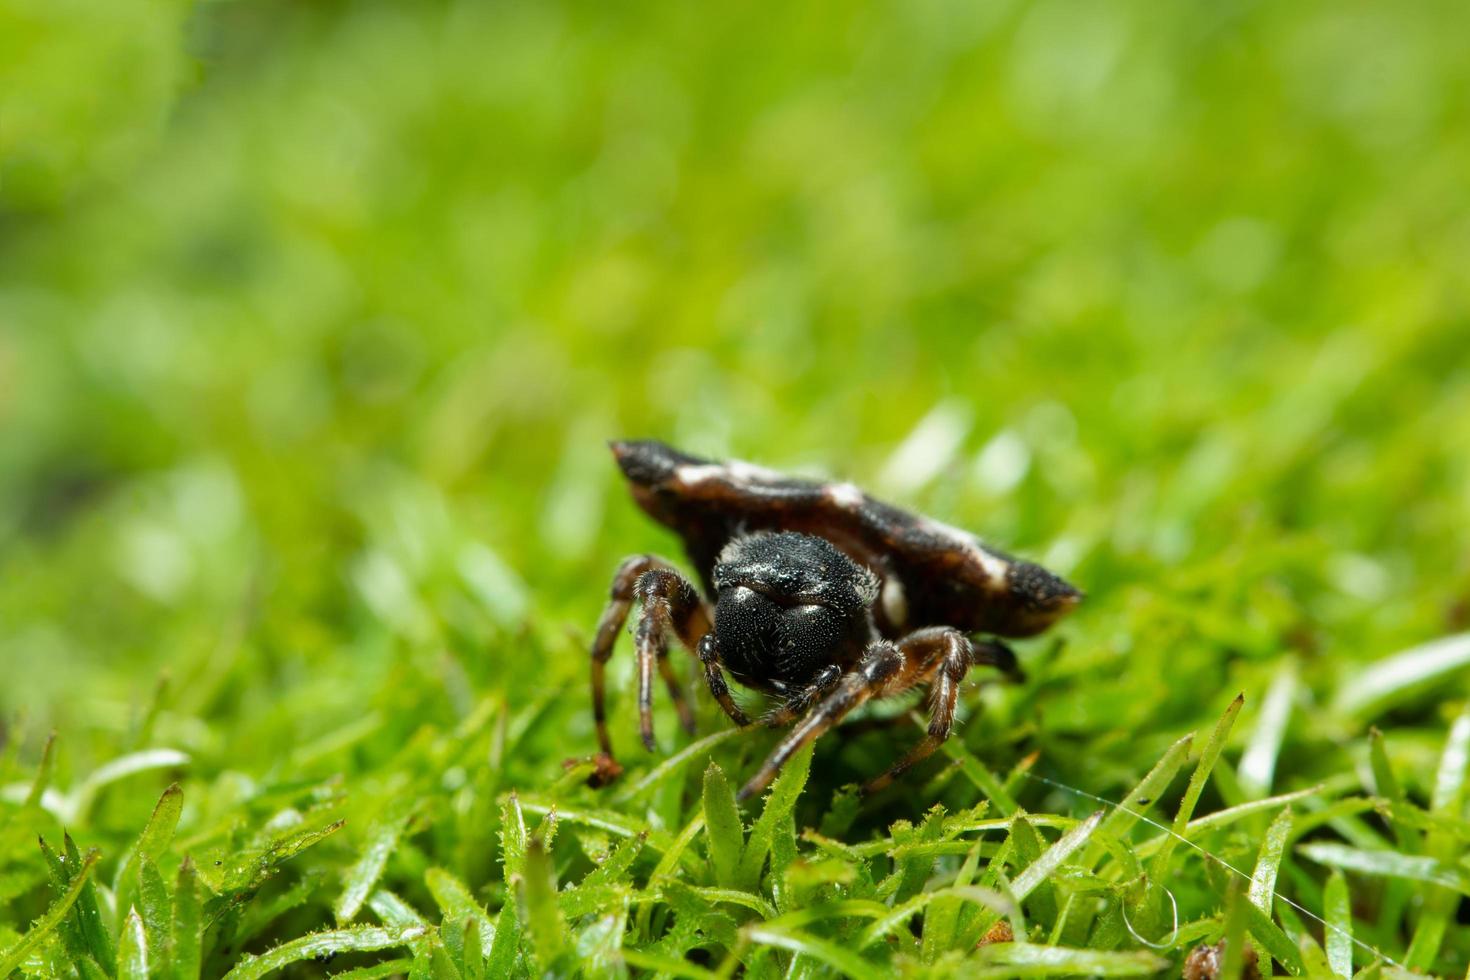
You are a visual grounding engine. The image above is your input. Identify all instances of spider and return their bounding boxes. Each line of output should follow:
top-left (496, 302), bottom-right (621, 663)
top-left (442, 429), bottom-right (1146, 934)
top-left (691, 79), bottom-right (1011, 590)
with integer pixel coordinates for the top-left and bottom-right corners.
top-left (587, 439), bottom-right (1081, 800)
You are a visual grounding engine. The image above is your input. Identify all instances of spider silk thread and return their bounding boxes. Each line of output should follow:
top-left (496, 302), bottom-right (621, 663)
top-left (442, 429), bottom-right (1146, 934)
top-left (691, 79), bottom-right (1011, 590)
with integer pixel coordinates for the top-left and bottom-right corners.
top-left (1014, 769), bottom-right (1407, 972)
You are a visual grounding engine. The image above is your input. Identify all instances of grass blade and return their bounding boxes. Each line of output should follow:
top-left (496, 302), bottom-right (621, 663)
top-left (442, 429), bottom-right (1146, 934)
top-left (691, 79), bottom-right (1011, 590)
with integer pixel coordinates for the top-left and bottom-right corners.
top-left (65, 833), bottom-right (115, 967)
top-left (1240, 667), bottom-right (1295, 797)
top-left (484, 899), bottom-right (521, 978)
top-left (461, 917), bottom-right (484, 980)
top-left (1084, 733), bottom-right (1193, 873)
top-left (22, 732), bottom-right (57, 809)
top-left (1177, 786), bottom-right (1326, 839)
top-left (859, 885), bottom-right (1012, 948)
top-left (138, 857), bottom-right (173, 970)
top-left (737, 744), bottom-right (812, 891)
top-left (1368, 729), bottom-right (1419, 853)
top-left (500, 792), bottom-right (528, 880)
top-left (1333, 632), bottom-right (1470, 719)
top-left (1151, 696), bottom-right (1242, 881)
top-left (575, 832), bottom-right (646, 893)
top-left (612, 727), bottom-right (745, 802)
top-left (423, 869), bottom-right (494, 939)
top-left (132, 782), bottom-right (184, 862)
top-left (115, 783), bottom-right (184, 934)
top-left (1248, 807), bottom-right (1294, 915)
top-left (1014, 811), bottom-right (1103, 901)
top-left (1240, 899), bottom-right (1304, 976)
top-left (1218, 877), bottom-right (1248, 980)
top-left (619, 948), bottom-right (721, 979)
top-left (922, 839), bottom-right (986, 960)
top-left (674, 885), bottom-right (777, 920)
top-left (336, 798), bottom-right (415, 923)
top-left (1430, 704), bottom-right (1470, 815)
top-left (65, 748), bottom-right (191, 823)
top-left (1297, 842), bottom-right (1470, 893)
top-left (1097, 734), bottom-right (1192, 845)
top-left (172, 857), bottom-right (203, 980)
top-left (941, 739), bottom-right (1019, 815)
top-left (1325, 870), bottom-right (1351, 978)
top-left (204, 818), bottom-right (346, 894)
top-left (222, 925), bottom-right (428, 979)
top-left (117, 907), bottom-right (149, 980)
top-left (368, 890), bottom-right (427, 929)
top-left (702, 762), bottom-right (744, 888)
top-left (514, 798), bottom-right (671, 851)
top-left (975, 943), bottom-right (1170, 976)
top-left (36, 836), bottom-right (88, 960)
top-left (1366, 728), bottom-right (1405, 804)
top-left (1245, 807), bottom-right (1296, 974)
top-left (1404, 704), bottom-right (1470, 970)
top-left (520, 837), bottom-right (567, 973)
top-left (1009, 816), bottom-right (1057, 926)
top-left (326, 959), bottom-right (415, 979)
top-left (0, 847), bottom-right (100, 976)
top-left (744, 923), bottom-right (882, 979)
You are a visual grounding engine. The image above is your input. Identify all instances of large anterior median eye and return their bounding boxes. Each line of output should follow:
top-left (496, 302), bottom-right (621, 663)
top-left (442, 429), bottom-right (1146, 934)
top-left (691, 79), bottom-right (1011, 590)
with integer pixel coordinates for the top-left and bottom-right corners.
top-left (713, 585), bottom-right (781, 673)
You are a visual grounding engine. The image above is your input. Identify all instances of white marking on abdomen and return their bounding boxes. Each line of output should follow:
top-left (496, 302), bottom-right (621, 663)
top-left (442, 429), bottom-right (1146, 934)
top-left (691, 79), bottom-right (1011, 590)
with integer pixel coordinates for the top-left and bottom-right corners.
top-left (927, 518), bottom-right (1012, 587)
top-left (728, 459), bottom-right (786, 482)
top-left (826, 482), bottom-right (865, 509)
top-left (973, 547), bottom-right (1011, 585)
top-left (677, 459), bottom-right (786, 488)
top-left (881, 575), bottom-right (908, 628)
top-left (675, 464), bottom-right (725, 485)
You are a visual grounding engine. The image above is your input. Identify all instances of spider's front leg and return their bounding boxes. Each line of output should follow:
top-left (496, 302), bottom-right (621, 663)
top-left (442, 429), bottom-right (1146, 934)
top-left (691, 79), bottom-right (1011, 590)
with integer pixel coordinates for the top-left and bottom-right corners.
top-left (696, 634), bottom-right (753, 728)
top-left (589, 556), bottom-right (709, 783)
top-left (761, 666), bottom-right (842, 729)
top-left (736, 627), bottom-right (1020, 800)
top-left (859, 630), bottom-right (1020, 793)
top-left (736, 640), bottom-right (906, 801)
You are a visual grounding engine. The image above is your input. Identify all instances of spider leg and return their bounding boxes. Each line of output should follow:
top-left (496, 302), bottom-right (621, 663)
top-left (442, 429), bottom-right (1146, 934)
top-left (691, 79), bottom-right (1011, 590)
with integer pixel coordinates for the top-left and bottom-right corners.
top-left (589, 556), bottom-right (710, 781)
top-left (632, 568), bottom-right (709, 747)
top-left (861, 628), bottom-right (975, 794)
top-left (762, 665), bottom-right (842, 728)
top-left (971, 637), bottom-right (1024, 683)
top-left (697, 634), bottom-right (753, 727)
top-left (736, 640), bottom-right (905, 801)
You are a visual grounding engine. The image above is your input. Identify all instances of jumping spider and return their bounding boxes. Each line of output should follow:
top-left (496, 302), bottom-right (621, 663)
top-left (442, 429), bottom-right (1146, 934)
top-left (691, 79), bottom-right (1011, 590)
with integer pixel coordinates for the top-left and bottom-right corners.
top-left (589, 440), bottom-right (1081, 800)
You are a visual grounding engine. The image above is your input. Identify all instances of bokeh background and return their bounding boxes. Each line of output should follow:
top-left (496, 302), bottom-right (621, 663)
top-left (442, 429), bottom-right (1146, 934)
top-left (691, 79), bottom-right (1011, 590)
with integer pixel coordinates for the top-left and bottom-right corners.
top-left (3, 0), bottom-right (1469, 790)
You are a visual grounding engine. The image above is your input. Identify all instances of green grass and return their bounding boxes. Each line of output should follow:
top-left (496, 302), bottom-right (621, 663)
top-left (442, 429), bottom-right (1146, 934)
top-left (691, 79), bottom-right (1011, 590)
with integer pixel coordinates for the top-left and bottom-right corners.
top-left (4, 0), bottom-right (1470, 976)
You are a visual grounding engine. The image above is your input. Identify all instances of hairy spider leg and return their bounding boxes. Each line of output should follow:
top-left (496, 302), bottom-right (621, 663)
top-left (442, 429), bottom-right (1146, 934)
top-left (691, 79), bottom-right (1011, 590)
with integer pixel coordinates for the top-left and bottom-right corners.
top-left (632, 568), bottom-right (708, 746)
top-left (861, 627), bottom-right (980, 794)
top-left (736, 640), bottom-right (906, 801)
top-left (589, 556), bottom-right (709, 781)
top-left (971, 636), bottom-right (1025, 683)
top-left (736, 628), bottom-right (1017, 800)
top-left (761, 664), bottom-right (842, 728)
top-left (696, 634), bottom-right (753, 727)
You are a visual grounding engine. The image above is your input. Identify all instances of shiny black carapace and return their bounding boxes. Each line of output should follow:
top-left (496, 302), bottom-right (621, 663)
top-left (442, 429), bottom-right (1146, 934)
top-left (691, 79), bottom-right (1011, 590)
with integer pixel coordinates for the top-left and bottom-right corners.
top-left (588, 439), bottom-right (1081, 800)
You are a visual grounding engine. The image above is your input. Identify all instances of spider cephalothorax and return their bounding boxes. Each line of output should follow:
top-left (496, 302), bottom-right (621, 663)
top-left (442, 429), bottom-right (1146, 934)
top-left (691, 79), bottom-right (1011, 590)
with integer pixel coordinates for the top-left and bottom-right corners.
top-left (587, 439), bottom-right (1081, 799)
top-left (712, 531), bottom-right (878, 689)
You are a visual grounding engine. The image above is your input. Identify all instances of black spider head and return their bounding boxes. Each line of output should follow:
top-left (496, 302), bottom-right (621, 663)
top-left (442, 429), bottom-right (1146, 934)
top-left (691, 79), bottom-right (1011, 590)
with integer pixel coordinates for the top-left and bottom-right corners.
top-left (710, 531), bottom-right (878, 687)
top-left (993, 559), bottom-right (1083, 636)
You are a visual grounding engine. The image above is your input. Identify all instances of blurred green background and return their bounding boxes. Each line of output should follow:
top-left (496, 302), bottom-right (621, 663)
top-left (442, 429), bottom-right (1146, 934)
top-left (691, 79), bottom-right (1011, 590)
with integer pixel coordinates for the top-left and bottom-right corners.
top-left (3, 0), bottom-right (1469, 781)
